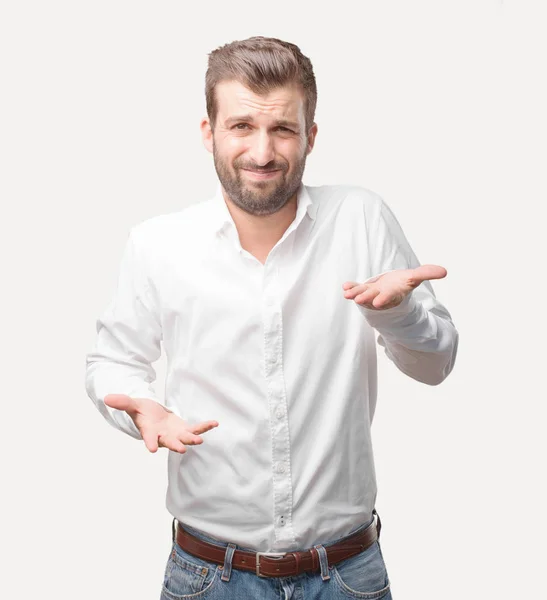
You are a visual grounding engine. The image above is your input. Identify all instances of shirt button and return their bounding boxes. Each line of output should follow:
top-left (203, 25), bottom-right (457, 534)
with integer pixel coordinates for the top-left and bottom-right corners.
top-left (276, 462), bottom-right (286, 474)
top-left (275, 410), bottom-right (284, 420)
top-left (269, 355), bottom-right (278, 364)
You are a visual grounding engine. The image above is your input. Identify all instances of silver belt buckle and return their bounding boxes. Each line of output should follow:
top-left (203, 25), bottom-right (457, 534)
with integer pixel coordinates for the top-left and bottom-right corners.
top-left (255, 552), bottom-right (287, 577)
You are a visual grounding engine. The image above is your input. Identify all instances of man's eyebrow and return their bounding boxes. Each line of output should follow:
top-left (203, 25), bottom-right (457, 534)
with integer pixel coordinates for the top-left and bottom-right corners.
top-left (224, 115), bottom-right (300, 129)
top-left (275, 119), bottom-right (300, 129)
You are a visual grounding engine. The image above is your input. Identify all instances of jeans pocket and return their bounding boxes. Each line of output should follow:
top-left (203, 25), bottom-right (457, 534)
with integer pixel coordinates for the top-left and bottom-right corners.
top-left (161, 542), bottom-right (221, 599)
top-left (330, 540), bottom-right (391, 599)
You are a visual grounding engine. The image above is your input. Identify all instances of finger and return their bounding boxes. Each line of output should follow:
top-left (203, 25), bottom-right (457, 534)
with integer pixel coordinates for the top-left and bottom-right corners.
top-left (179, 430), bottom-right (206, 446)
top-left (355, 288), bottom-right (382, 306)
top-left (359, 291), bottom-right (402, 309)
top-left (178, 432), bottom-right (203, 445)
top-left (158, 435), bottom-right (187, 454)
top-left (187, 421), bottom-right (219, 435)
top-left (369, 292), bottom-right (395, 308)
top-left (169, 439), bottom-right (188, 454)
top-left (142, 429), bottom-right (159, 453)
top-left (342, 281), bottom-right (359, 291)
top-left (104, 393), bottom-right (136, 413)
top-left (344, 284), bottom-right (368, 299)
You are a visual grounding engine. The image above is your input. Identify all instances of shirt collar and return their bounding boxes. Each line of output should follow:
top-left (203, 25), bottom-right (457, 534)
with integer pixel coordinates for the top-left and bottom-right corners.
top-left (209, 181), bottom-right (317, 235)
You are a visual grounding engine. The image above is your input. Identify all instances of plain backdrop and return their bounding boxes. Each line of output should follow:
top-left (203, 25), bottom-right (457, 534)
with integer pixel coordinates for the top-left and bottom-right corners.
top-left (1, 1), bottom-right (546, 598)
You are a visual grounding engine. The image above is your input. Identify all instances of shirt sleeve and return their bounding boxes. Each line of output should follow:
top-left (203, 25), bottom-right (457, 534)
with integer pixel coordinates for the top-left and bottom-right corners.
top-left (84, 228), bottom-right (178, 440)
top-left (357, 195), bottom-right (459, 385)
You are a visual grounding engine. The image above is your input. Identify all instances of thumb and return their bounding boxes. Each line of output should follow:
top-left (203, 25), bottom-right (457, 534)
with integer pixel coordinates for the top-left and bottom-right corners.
top-left (104, 393), bottom-right (137, 413)
top-left (412, 264), bottom-right (447, 283)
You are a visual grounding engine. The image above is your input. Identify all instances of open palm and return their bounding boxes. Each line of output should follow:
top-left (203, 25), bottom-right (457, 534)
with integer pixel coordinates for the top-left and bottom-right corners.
top-left (104, 394), bottom-right (219, 454)
top-left (343, 264), bottom-right (447, 310)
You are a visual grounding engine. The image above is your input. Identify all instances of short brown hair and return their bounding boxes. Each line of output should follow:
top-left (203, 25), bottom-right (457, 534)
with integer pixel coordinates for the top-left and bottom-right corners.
top-left (205, 36), bottom-right (317, 134)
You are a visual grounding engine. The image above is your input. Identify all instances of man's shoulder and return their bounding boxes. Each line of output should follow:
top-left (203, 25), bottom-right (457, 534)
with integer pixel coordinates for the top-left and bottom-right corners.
top-left (129, 198), bottom-right (213, 243)
top-left (306, 182), bottom-right (384, 212)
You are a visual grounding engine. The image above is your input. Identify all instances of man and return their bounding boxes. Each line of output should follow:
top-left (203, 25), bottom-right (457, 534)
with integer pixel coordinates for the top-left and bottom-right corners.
top-left (85, 36), bottom-right (458, 600)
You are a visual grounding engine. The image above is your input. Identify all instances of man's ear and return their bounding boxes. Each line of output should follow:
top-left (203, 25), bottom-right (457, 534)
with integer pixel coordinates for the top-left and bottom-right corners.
top-left (200, 117), bottom-right (213, 154)
top-left (306, 122), bottom-right (318, 155)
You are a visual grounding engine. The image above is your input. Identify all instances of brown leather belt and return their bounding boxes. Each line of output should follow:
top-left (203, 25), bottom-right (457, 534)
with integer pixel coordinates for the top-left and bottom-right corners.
top-left (175, 516), bottom-right (379, 578)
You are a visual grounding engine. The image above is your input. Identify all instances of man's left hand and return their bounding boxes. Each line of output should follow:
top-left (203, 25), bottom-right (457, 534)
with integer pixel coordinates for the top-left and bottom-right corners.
top-left (342, 265), bottom-right (447, 310)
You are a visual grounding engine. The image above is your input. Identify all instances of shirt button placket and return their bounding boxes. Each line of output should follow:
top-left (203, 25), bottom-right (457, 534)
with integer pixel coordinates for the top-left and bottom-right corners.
top-left (262, 258), bottom-right (295, 548)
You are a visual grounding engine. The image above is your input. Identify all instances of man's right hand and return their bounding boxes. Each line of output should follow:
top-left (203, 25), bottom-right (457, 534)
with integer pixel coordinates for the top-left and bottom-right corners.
top-left (104, 394), bottom-right (219, 454)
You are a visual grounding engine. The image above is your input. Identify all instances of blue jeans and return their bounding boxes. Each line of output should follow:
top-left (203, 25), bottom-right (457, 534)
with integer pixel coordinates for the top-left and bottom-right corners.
top-left (160, 514), bottom-right (392, 599)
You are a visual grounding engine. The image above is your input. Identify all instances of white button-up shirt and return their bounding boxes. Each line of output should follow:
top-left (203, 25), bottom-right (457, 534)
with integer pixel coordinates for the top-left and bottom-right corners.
top-left (85, 182), bottom-right (458, 552)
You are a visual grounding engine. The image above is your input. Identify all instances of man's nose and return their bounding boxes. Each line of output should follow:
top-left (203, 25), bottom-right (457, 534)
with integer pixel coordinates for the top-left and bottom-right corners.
top-left (248, 131), bottom-right (276, 167)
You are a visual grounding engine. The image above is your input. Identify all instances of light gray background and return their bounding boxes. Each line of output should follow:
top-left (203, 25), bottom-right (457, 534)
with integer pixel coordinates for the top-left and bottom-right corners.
top-left (1, 1), bottom-right (545, 598)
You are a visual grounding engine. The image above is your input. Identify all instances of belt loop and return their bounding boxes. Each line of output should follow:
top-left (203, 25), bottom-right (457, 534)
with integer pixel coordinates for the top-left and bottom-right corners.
top-left (373, 508), bottom-right (382, 539)
top-left (171, 518), bottom-right (177, 544)
top-left (313, 545), bottom-right (331, 581)
top-left (220, 543), bottom-right (237, 582)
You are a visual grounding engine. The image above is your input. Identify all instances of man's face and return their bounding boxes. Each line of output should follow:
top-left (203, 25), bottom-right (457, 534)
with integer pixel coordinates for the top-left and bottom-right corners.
top-left (201, 80), bottom-right (317, 217)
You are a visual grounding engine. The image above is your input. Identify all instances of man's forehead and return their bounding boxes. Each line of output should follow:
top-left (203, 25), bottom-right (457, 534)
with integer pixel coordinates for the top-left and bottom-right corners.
top-left (216, 80), bottom-right (304, 121)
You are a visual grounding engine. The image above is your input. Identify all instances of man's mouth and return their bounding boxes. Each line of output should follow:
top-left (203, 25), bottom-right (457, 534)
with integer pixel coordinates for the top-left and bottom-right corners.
top-left (241, 169), bottom-right (281, 180)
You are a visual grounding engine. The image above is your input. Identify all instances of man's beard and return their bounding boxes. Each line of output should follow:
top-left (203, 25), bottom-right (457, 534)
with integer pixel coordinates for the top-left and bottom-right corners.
top-left (212, 141), bottom-right (307, 216)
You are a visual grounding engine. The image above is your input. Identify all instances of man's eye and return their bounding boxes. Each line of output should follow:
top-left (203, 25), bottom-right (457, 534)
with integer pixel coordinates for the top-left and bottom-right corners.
top-left (232, 124), bottom-right (294, 133)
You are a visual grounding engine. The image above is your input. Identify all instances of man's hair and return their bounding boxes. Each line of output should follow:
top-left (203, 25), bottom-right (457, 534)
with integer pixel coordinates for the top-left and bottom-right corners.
top-left (205, 36), bottom-right (317, 134)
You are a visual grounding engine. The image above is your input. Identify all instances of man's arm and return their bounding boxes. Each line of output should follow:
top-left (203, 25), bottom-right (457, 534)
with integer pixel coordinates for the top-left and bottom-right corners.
top-left (355, 194), bottom-right (459, 386)
top-left (84, 227), bottom-right (178, 439)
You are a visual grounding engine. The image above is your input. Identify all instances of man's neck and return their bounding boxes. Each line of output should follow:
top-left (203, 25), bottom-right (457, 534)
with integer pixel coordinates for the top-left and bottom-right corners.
top-left (222, 190), bottom-right (298, 250)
